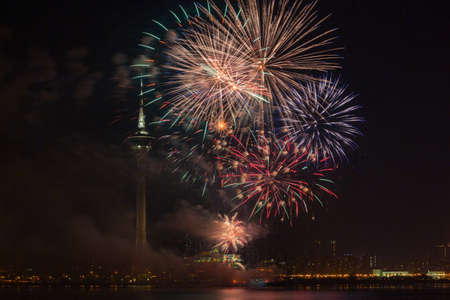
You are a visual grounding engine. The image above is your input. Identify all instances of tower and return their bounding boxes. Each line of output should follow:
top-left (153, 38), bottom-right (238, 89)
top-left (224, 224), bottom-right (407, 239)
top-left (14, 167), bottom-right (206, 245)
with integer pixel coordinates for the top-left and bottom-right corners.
top-left (126, 80), bottom-right (152, 250)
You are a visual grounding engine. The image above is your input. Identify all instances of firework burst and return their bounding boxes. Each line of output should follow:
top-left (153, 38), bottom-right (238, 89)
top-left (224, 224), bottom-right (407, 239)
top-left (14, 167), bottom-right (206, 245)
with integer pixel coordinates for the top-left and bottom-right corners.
top-left (282, 76), bottom-right (363, 164)
top-left (164, 18), bottom-right (269, 129)
top-left (220, 131), bottom-right (337, 222)
top-left (161, 125), bottom-right (233, 197)
top-left (212, 213), bottom-right (250, 253)
top-left (236, 0), bottom-right (340, 85)
top-left (135, 0), bottom-right (340, 131)
top-left (205, 0), bottom-right (341, 127)
top-left (131, 2), bottom-right (268, 132)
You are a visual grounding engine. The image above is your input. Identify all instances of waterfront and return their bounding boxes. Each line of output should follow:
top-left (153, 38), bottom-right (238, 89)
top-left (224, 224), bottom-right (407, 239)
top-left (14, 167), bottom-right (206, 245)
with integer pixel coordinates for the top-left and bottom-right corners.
top-left (1, 1), bottom-right (449, 299)
top-left (1, 287), bottom-right (450, 300)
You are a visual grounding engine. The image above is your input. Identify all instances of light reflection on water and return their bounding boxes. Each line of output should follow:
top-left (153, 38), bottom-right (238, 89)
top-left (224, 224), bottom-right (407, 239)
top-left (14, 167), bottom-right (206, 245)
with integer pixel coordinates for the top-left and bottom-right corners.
top-left (1, 287), bottom-right (450, 300)
top-left (216, 288), bottom-right (347, 300)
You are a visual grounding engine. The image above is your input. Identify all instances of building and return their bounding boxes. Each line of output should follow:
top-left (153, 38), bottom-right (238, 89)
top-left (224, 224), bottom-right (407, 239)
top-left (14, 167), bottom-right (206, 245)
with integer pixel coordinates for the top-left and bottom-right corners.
top-left (369, 255), bottom-right (377, 269)
top-left (126, 80), bottom-right (152, 250)
top-left (330, 240), bottom-right (337, 257)
top-left (372, 269), bottom-right (410, 277)
top-left (434, 244), bottom-right (447, 259)
top-left (191, 249), bottom-right (245, 270)
top-left (426, 271), bottom-right (446, 279)
top-left (312, 240), bottom-right (321, 258)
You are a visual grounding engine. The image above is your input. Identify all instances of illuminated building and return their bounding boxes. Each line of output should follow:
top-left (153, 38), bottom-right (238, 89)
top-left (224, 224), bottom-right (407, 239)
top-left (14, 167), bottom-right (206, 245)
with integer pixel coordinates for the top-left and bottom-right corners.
top-left (126, 80), bottom-right (152, 250)
top-left (330, 240), bottom-right (337, 257)
top-left (372, 269), bottom-right (410, 277)
top-left (192, 248), bottom-right (245, 270)
top-left (426, 271), bottom-right (446, 279)
top-left (429, 243), bottom-right (450, 270)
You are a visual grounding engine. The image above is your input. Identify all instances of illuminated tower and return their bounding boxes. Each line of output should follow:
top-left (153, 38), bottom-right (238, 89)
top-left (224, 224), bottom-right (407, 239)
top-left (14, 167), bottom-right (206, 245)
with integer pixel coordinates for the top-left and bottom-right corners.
top-left (126, 80), bottom-right (152, 250)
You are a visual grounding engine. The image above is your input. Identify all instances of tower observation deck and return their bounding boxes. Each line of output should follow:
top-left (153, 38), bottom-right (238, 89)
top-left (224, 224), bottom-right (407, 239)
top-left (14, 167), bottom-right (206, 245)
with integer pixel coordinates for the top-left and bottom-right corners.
top-left (126, 80), bottom-right (152, 250)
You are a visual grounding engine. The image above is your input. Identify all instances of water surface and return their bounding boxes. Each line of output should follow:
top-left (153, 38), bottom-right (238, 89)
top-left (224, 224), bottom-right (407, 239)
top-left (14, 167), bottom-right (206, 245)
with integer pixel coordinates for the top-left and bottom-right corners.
top-left (1, 287), bottom-right (450, 300)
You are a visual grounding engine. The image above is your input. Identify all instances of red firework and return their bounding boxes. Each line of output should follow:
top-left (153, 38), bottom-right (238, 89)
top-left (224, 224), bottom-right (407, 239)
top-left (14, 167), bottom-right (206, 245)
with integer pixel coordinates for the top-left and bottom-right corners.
top-left (219, 131), bottom-right (337, 223)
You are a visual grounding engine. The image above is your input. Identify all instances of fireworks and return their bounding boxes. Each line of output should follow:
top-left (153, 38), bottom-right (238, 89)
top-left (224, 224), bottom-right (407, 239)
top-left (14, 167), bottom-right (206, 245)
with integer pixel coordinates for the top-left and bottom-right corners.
top-left (129, 0), bottom-right (364, 228)
top-left (164, 18), bottom-right (269, 129)
top-left (204, 0), bottom-right (341, 126)
top-left (219, 132), bottom-right (337, 222)
top-left (282, 76), bottom-right (363, 164)
top-left (162, 127), bottom-right (231, 197)
top-left (212, 213), bottom-right (250, 253)
top-left (232, 0), bottom-right (340, 79)
top-left (131, 1), bottom-right (269, 132)
top-left (137, 0), bottom-right (340, 130)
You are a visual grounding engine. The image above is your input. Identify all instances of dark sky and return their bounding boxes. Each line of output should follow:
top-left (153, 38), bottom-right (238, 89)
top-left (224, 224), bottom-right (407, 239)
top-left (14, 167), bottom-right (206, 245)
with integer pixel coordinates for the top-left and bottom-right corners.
top-left (1, 0), bottom-right (449, 269)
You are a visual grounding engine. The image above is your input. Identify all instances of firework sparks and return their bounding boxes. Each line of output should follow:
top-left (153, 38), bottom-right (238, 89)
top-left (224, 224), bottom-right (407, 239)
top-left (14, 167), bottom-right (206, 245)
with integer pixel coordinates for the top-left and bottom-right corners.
top-left (219, 131), bottom-right (337, 222)
top-left (282, 76), bottom-right (363, 164)
top-left (204, 0), bottom-right (341, 127)
top-left (163, 12), bottom-right (268, 130)
top-left (161, 123), bottom-right (234, 197)
top-left (130, 1), bottom-right (361, 227)
top-left (212, 213), bottom-right (250, 253)
top-left (163, 136), bottom-right (215, 197)
top-left (137, 0), bottom-right (340, 131)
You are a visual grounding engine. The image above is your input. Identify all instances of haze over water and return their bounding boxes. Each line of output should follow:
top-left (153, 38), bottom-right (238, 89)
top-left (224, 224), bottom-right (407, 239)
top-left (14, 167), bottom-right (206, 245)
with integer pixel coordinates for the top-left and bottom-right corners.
top-left (2, 288), bottom-right (450, 300)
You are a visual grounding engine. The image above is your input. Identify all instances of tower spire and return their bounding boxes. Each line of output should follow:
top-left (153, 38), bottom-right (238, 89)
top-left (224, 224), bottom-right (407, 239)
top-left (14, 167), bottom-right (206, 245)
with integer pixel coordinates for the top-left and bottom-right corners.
top-left (137, 79), bottom-right (148, 134)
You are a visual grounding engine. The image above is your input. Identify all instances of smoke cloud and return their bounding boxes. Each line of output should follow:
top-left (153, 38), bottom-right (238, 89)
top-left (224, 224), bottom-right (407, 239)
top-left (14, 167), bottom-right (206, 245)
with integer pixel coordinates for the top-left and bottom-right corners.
top-left (156, 201), bottom-right (267, 246)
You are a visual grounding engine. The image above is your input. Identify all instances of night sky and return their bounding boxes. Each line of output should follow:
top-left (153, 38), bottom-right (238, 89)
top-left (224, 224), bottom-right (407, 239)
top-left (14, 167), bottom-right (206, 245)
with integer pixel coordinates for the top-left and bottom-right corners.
top-left (1, 0), bottom-right (449, 269)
